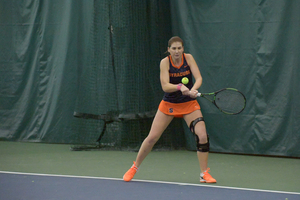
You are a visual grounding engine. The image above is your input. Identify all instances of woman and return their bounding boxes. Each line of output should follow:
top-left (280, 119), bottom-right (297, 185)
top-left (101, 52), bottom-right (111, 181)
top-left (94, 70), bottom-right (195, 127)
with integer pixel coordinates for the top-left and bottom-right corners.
top-left (123, 36), bottom-right (216, 183)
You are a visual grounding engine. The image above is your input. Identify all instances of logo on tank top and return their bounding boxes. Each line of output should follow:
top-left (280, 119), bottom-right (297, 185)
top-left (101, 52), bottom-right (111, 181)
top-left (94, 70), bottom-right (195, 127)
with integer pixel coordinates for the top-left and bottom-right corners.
top-left (169, 70), bottom-right (191, 77)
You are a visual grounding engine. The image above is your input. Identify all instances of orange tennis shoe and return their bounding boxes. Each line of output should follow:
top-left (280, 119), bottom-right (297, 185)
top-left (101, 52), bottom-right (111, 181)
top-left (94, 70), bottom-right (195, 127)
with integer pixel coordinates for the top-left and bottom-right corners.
top-left (200, 168), bottom-right (217, 183)
top-left (123, 161), bottom-right (138, 182)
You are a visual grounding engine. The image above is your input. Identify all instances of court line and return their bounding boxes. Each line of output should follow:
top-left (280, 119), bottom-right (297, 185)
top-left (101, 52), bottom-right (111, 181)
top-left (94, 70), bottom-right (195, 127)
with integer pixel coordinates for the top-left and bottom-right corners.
top-left (1, 170), bottom-right (299, 195)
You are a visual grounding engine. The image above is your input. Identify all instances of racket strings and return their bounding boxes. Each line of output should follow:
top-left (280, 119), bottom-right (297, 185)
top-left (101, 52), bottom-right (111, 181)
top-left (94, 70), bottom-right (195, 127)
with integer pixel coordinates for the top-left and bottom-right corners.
top-left (215, 90), bottom-right (246, 114)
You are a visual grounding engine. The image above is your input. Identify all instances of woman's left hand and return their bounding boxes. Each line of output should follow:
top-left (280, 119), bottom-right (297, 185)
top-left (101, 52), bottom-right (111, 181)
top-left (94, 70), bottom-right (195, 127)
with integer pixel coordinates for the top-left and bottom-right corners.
top-left (189, 89), bottom-right (198, 98)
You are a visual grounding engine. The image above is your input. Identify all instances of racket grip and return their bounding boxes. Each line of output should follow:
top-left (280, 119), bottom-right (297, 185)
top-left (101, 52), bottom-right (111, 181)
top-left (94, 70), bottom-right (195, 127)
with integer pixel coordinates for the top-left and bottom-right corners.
top-left (197, 93), bottom-right (201, 97)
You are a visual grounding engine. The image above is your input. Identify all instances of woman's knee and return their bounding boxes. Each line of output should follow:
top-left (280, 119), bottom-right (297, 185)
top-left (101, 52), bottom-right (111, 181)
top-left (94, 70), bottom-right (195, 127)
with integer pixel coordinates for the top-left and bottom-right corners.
top-left (196, 132), bottom-right (208, 144)
top-left (145, 135), bottom-right (159, 146)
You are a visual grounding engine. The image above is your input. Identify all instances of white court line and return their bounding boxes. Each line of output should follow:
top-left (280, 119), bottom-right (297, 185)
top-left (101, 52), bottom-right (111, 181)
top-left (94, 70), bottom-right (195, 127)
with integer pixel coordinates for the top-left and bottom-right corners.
top-left (1, 171), bottom-right (299, 195)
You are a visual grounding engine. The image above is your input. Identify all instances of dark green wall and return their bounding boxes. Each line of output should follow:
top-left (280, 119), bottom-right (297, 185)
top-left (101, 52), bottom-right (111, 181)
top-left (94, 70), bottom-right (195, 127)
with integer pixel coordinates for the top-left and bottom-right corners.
top-left (0, 0), bottom-right (299, 157)
top-left (171, 0), bottom-right (300, 157)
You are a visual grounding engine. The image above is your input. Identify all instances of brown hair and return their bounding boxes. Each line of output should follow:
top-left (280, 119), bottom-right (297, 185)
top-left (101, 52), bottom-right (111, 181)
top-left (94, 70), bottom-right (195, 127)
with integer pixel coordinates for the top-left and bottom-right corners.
top-left (168, 36), bottom-right (184, 47)
top-left (165, 36), bottom-right (184, 54)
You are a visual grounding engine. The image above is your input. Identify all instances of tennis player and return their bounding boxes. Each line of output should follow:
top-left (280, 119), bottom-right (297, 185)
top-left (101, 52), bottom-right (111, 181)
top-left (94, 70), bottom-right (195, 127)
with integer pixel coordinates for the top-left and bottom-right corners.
top-left (123, 36), bottom-right (216, 183)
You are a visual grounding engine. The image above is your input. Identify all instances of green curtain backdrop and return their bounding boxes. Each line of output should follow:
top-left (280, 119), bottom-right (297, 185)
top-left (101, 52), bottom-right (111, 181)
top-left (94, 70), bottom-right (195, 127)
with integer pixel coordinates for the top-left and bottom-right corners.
top-left (0, 0), bottom-right (85, 142)
top-left (171, 0), bottom-right (300, 157)
top-left (0, 0), bottom-right (299, 157)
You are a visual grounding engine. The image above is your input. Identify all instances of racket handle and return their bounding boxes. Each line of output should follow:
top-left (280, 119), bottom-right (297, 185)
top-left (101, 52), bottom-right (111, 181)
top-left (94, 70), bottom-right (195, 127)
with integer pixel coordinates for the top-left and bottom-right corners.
top-left (197, 93), bottom-right (201, 97)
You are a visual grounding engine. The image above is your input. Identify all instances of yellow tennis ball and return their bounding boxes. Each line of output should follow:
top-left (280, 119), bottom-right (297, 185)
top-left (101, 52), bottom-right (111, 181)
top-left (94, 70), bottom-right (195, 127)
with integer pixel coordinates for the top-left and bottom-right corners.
top-left (181, 77), bottom-right (189, 84)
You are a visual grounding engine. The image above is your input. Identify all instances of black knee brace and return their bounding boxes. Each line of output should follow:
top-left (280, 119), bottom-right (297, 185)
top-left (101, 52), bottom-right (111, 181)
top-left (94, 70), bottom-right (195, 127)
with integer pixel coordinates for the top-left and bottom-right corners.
top-left (189, 117), bottom-right (209, 152)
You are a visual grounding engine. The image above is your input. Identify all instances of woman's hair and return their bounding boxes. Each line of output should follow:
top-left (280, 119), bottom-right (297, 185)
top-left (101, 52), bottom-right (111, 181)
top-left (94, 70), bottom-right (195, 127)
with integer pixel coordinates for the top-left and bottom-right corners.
top-left (168, 36), bottom-right (184, 47)
top-left (165, 36), bottom-right (184, 54)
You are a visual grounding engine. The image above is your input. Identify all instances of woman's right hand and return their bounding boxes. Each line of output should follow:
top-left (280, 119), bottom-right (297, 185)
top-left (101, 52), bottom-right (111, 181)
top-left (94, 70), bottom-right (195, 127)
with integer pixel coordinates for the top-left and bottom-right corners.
top-left (180, 85), bottom-right (190, 96)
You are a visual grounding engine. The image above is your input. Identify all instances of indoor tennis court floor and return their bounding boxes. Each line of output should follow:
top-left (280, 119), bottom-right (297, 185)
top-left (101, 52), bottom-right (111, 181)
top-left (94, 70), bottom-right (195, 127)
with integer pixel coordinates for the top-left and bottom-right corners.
top-left (0, 141), bottom-right (299, 199)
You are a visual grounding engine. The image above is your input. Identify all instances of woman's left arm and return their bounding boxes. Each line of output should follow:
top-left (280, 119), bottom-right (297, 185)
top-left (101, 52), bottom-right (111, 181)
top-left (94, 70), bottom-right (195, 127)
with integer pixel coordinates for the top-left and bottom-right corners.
top-left (185, 54), bottom-right (203, 94)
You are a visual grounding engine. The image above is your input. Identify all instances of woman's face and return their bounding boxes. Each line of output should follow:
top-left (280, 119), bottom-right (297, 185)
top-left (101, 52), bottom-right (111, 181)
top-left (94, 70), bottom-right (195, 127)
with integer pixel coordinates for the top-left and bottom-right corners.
top-left (168, 42), bottom-right (184, 60)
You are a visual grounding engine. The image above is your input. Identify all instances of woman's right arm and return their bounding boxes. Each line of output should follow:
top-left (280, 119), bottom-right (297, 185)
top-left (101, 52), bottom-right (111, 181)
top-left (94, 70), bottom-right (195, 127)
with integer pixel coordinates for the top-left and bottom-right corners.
top-left (160, 58), bottom-right (189, 94)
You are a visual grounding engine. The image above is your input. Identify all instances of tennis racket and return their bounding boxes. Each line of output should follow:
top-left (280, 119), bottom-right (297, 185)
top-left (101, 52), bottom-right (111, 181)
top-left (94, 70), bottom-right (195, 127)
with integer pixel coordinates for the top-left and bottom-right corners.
top-left (197, 88), bottom-right (246, 115)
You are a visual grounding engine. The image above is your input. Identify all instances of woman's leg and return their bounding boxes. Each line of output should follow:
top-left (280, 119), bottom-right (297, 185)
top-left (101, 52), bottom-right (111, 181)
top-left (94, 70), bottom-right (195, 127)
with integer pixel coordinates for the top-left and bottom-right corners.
top-left (183, 109), bottom-right (216, 183)
top-left (123, 110), bottom-right (173, 181)
top-left (183, 109), bottom-right (208, 172)
top-left (135, 110), bottom-right (174, 167)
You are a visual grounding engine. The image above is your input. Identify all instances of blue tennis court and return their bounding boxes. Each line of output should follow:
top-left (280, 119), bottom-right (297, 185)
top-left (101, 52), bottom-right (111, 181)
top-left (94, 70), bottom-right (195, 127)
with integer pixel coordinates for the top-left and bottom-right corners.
top-left (1, 171), bottom-right (299, 200)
